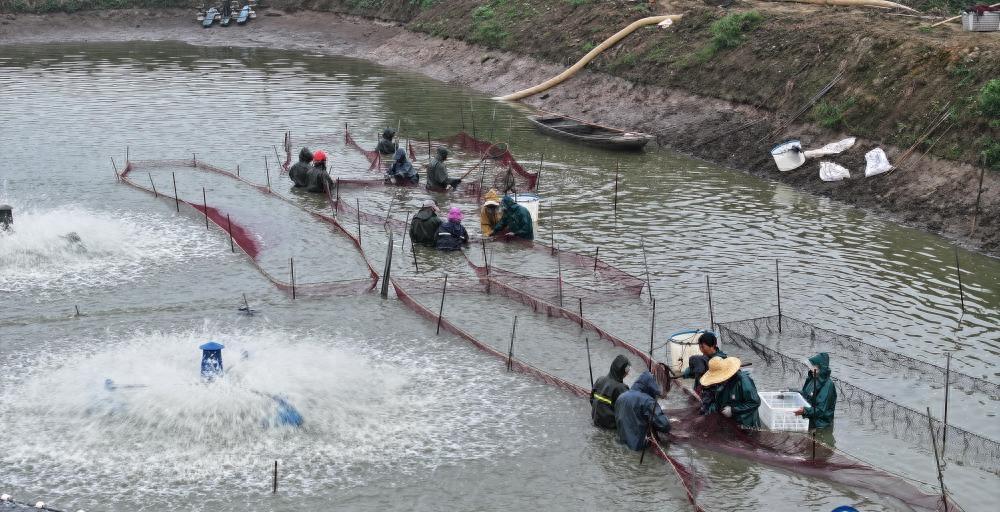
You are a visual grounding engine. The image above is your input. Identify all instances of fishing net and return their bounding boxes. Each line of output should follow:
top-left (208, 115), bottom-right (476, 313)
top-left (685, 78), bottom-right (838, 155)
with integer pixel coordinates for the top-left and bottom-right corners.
top-left (717, 315), bottom-right (1000, 475)
top-left (120, 159), bottom-right (379, 297)
top-left (441, 131), bottom-right (538, 190)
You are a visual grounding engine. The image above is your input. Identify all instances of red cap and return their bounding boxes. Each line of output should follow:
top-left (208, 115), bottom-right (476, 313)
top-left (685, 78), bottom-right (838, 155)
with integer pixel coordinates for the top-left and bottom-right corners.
top-left (312, 150), bottom-right (327, 163)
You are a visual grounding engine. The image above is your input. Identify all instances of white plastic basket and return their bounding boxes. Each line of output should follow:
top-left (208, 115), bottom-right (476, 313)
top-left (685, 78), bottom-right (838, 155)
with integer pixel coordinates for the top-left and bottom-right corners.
top-left (963, 12), bottom-right (1000, 32)
top-left (759, 391), bottom-right (810, 432)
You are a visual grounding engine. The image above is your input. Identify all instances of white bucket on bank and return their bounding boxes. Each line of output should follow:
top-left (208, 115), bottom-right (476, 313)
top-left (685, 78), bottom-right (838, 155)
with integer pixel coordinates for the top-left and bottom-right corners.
top-left (509, 193), bottom-right (540, 225)
top-left (771, 140), bottom-right (805, 172)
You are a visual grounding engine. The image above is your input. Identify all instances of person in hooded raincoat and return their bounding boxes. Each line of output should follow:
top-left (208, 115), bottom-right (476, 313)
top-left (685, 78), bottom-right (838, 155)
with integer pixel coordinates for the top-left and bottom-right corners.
top-left (491, 195), bottom-right (534, 240)
top-left (435, 207), bottom-right (470, 251)
top-left (591, 355), bottom-right (631, 429)
top-left (288, 147), bottom-right (312, 188)
top-left (409, 200), bottom-right (442, 247)
top-left (305, 150), bottom-right (334, 194)
top-left (614, 370), bottom-right (671, 450)
top-left (376, 128), bottom-right (398, 155)
top-left (426, 147), bottom-right (462, 190)
top-left (480, 189), bottom-right (502, 237)
top-left (386, 147), bottom-right (419, 185)
top-left (795, 352), bottom-right (837, 429)
top-left (703, 356), bottom-right (761, 429)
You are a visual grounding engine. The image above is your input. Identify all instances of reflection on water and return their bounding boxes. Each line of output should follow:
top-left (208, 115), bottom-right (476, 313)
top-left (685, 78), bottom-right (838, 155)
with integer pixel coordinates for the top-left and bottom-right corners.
top-left (0, 42), bottom-right (997, 511)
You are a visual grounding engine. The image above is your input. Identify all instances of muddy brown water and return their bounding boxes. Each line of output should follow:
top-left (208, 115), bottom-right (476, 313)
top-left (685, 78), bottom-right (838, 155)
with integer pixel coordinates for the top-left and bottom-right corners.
top-left (0, 42), bottom-right (997, 512)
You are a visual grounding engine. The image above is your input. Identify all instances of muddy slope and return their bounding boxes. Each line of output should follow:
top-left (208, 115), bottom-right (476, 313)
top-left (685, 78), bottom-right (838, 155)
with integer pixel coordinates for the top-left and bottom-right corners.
top-left (1, 5), bottom-right (996, 255)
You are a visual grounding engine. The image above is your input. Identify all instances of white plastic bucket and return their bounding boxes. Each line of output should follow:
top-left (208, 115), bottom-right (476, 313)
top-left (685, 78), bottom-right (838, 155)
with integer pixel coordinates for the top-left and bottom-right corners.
top-left (667, 330), bottom-right (707, 375)
top-left (771, 140), bottom-right (805, 172)
top-left (509, 193), bottom-right (540, 225)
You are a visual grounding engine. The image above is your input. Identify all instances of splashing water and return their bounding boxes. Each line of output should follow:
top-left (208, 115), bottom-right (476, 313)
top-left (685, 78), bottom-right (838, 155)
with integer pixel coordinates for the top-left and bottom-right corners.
top-left (0, 326), bottom-right (541, 505)
top-left (0, 202), bottom-right (214, 294)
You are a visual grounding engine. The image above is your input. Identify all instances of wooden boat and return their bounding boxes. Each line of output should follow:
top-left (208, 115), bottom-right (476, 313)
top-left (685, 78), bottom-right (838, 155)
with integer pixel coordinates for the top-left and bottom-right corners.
top-left (527, 113), bottom-right (652, 150)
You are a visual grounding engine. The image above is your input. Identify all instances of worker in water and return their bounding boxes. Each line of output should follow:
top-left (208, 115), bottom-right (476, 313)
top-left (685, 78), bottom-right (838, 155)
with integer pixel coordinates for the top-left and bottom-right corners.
top-left (591, 355), bottom-right (631, 429)
top-left (614, 370), bottom-right (671, 450)
top-left (289, 147), bottom-right (312, 188)
top-left (702, 356), bottom-right (761, 428)
top-left (490, 195), bottom-right (534, 240)
top-left (426, 147), bottom-right (462, 191)
top-left (409, 199), bottom-right (442, 247)
top-left (435, 207), bottom-right (470, 251)
top-left (794, 353), bottom-right (837, 430)
top-left (305, 150), bottom-right (333, 194)
top-left (376, 128), bottom-right (398, 155)
top-left (681, 332), bottom-right (727, 391)
top-left (479, 189), bottom-right (502, 237)
top-left (386, 147), bottom-right (419, 185)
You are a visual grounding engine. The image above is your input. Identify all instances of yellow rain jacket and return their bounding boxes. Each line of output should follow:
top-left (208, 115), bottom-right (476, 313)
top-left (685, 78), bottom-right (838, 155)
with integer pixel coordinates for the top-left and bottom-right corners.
top-left (480, 189), bottom-right (503, 236)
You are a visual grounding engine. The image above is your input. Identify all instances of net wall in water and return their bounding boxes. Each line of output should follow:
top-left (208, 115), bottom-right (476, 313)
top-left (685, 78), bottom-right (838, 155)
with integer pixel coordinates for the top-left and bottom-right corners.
top-left (717, 315), bottom-right (1000, 475)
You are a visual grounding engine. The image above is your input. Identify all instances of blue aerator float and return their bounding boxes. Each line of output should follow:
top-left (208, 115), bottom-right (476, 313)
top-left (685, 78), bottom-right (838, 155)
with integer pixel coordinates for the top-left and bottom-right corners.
top-left (198, 341), bottom-right (303, 428)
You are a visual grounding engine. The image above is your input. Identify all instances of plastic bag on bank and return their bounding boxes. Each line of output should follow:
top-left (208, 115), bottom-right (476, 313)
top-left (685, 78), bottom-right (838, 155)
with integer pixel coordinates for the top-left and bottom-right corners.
top-left (864, 148), bottom-right (893, 177)
top-left (819, 161), bottom-right (851, 182)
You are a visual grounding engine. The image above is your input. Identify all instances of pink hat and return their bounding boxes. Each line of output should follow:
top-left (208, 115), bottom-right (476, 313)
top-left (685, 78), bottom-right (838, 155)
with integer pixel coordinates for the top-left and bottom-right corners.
top-left (447, 206), bottom-right (463, 222)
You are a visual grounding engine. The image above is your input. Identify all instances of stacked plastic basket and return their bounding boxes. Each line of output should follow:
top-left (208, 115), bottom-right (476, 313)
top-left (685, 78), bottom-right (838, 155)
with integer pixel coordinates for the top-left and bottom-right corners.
top-left (963, 11), bottom-right (1000, 32)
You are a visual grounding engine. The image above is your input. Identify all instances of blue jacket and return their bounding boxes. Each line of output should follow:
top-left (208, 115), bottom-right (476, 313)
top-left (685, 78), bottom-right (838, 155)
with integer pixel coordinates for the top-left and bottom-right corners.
top-left (614, 371), bottom-right (671, 450)
top-left (435, 220), bottom-right (469, 251)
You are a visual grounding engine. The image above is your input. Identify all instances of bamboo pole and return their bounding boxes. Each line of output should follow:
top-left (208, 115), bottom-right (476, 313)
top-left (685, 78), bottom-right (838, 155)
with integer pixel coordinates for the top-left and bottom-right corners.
top-left (265, 156), bottom-right (271, 193)
top-left (640, 237), bottom-right (653, 301)
top-left (557, 247), bottom-right (564, 307)
top-left (148, 173), bottom-right (158, 199)
top-left (775, 259), bottom-right (782, 333)
top-left (436, 275), bottom-right (448, 335)
top-left (272, 460), bottom-right (278, 493)
top-left (236, 164), bottom-right (240, 177)
top-left (593, 247), bottom-right (600, 273)
top-left (648, 297), bottom-right (656, 371)
top-left (111, 157), bottom-right (119, 182)
top-left (172, 172), bottom-right (180, 212)
top-left (954, 248), bottom-right (965, 314)
top-left (706, 275), bottom-right (715, 330)
top-left (381, 232), bottom-right (394, 299)
top-left (401, 212), bottom-right (410, 251)
top-left (202, 187), bottom-right (209, 229)
top-left (925, 407), bottom-right (949, 509)
top-left (586, 337), bottom-right (594, 392)
top-left (943, 352), bottom-right (951, 455)
top-left (578, 297), bottom-right (584, 328)
top-left (507, 315), bottom-right (518, 371)
top-left (290, 257), bottom-right (296, 300)
top-left (613, 162), bottom-right (620, 217)
top-left (227, 214), bottom-right (235, 252)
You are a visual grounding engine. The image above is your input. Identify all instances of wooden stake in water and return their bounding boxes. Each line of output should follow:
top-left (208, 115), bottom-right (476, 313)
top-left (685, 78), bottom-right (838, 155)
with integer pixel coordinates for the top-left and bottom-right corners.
top-left (613, 162), bottom-right (620, 217)
top-left (954, 247), bottom-right (965, 314)
top-left (193, 153), bottom-right (197, 166)
top-left (289, 257), bottom-right (296, 300)
top-left (925, 407), bottom-right (949, 510)
top-left (943, 352), bottom-right (951, 455)
top-left (507, 315), bottom-right (518, 371)
top-left (265, 156), bottom-right (272, 193)
top-left (436, 275), bottom-right (448, 335)
top-left (227, 214), bottom-right (235, 252)
top-left (556, 247), bottom-right (564, 307)
top-left (236, 164), bottom-right (240, 177)
top-left (775, 259), bottom-right (782, 333)
top-left (401, 212), bottom-right (410, 251)
top-left (648, 298), bottom-right (656, 370)
top-left (578, 297), bottom-right (584, 328)
top-left (586, 337), bottom-right (594, 392)
top-left (272, 460), bottom-right (278, 494)
top-left (272, 145), bottom-right (282, 171)
top-left (593, 247), bottom-right (600, 273)
top-left (148, 173), bottom-right (158, 199)
top-left (356, 198), bottom-right (363, 245)
top-left (125, 145), bottom-right (129, 164)
top-left (110, 157), bottom-right (119, 181)
top-left (536, 152), bottom-right (543, 193)
top-left (706, 275), bottom-right (715, 330)
top-left (172, 172), bottom-right (180, 212)
top-left (640, 236), bottom-right (653, 301)
top-left (381, 232), bottom-right (394, 299)
top-left (74, 305), bottom-right (81, 317)
top-left (202, 187), bottom-right (209, 229)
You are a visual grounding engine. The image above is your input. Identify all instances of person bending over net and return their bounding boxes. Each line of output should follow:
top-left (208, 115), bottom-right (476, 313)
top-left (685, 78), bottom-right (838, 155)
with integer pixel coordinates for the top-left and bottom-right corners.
top-left (386, 147), bottom-right (419, 185)
top-left (479, 189), bottom-right (502, 237)
top-left (794, 352), bottom-right (837, 430)
top-left (681, 332), bottom-right (727, 414)
top-left (702, 356), bottom-right (761, 429)
top-left (409, 200), bottom-right (442, 247)
top-left (614, 370), bottom-right (671, 450)
top-left (305, 150), bottom-right (333, 194)
top-left (435, 207), bottom-right (469, 251)
top-left (289, 147), bottom-right (312, 188)
top-left (490, 196), bottom-right (533, 240)
top-left (591, 355), bottom-right (631, 429)
top-left (376, 128), bottom-right (398, 156)
top-left (425, 147), bottom-right (462, 191)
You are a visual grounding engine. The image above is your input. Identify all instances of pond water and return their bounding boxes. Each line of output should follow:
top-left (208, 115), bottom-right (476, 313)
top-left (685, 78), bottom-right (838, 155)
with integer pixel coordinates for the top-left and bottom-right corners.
top-left (0, 42), bottom-right (997, 512)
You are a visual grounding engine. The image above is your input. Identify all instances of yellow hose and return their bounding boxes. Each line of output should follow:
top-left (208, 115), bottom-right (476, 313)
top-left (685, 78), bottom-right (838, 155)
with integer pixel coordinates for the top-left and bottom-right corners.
top-left (495, 15), bottom-right (682, 102)
top-left (768, 0), bottom-right (917, 12)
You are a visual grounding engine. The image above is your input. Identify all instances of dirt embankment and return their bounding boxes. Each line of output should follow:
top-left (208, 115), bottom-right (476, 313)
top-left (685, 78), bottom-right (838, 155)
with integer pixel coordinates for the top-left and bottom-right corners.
top-left (1, 1), bottom-right (997, 255)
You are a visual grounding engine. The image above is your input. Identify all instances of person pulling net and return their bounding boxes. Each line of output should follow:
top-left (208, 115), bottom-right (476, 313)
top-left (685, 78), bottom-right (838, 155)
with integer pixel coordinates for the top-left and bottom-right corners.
top-left (386, 147), bottom-right (419, 185)
top-left (305, 150), bottom-right (333, 194)
top-left (288, 147), bottom-right (312, 188)
top-left (425, 147), bottom-right (462, 191)
top-left (376, 128), bottom-right (398, 156)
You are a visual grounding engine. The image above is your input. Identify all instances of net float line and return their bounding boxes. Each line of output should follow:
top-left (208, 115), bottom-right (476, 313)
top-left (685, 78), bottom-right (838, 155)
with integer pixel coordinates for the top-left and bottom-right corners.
top-left (121, 159), bottom-right (378, 296)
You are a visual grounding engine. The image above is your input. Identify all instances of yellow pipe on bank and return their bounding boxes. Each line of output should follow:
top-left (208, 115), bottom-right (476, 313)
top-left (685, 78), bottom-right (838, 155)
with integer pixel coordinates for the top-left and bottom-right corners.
top-left (495, 15), bottom-right (683, 102)
top-left (770, 0), bottom-right (917, 12)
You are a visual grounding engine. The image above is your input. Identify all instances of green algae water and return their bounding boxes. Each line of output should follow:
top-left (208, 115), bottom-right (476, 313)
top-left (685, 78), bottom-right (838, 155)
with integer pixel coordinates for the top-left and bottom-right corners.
top-left (0, 42), bottom-right (997, 512)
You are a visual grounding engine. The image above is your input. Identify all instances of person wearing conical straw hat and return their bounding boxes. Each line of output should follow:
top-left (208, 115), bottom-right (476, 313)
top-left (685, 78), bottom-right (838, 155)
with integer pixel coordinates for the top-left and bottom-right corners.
top-left (702, 356), bottom-right (761, 429)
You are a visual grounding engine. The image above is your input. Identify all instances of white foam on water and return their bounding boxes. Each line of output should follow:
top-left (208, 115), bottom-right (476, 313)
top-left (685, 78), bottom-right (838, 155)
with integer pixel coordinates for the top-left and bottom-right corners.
top-left (0, 325), bottom-right (540, 504)
top-left (0, 200), bottom-right (214, 294)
